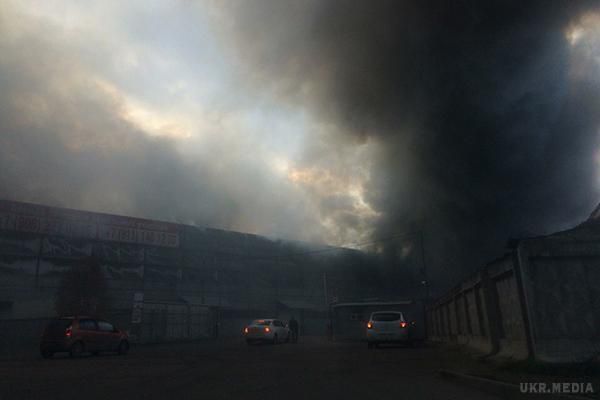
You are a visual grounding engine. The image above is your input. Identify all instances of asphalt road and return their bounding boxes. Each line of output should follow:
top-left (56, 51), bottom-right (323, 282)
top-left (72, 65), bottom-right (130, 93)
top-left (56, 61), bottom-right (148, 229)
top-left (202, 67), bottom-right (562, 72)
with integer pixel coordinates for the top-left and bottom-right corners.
top-left (0, 338), bottom-right (503, 400)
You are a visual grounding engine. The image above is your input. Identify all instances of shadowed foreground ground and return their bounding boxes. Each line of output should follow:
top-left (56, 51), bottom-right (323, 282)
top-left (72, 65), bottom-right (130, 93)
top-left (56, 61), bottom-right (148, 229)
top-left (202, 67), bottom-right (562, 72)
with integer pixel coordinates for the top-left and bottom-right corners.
top-left (0, 338), bottom-right (506, 400)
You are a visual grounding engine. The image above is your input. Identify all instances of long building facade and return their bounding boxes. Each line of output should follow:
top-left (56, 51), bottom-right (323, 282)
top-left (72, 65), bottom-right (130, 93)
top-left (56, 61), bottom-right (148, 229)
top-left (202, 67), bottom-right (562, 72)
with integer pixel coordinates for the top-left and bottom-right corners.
top-left (0, 199), bottom-right (393, 344)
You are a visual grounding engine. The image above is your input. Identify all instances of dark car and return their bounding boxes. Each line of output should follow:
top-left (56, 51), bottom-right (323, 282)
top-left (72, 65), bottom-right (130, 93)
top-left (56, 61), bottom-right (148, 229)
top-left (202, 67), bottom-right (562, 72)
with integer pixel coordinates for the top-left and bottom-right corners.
top-left (40, 316), bottom-right (129, 358)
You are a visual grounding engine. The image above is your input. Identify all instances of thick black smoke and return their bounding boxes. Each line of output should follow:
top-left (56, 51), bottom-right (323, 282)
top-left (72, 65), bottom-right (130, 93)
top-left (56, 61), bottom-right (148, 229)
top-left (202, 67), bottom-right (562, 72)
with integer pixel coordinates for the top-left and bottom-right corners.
top-left (215, 0), bottom-right (600, 289)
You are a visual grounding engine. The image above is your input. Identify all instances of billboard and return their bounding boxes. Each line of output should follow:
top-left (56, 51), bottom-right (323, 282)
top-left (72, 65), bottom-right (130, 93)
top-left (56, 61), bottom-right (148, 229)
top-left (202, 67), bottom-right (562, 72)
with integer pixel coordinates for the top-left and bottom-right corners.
top-left (0, 200), bottom-right (179, 248)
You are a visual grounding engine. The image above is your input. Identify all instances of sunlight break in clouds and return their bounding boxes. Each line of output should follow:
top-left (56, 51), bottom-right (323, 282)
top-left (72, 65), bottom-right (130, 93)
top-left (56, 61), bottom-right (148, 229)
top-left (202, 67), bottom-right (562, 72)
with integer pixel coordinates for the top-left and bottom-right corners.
top-left (0, 0), bottom-right (381, 246)
top-left (566, 10), bottom-right (600, 75)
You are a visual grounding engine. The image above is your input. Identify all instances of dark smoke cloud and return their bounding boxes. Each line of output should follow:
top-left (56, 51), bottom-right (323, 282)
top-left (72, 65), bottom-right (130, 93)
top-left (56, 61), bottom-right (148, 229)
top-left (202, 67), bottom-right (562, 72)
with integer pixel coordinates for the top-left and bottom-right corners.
top-left (2, 1), bottom-right (600, 292)
top-left (213, 0), bottom-right (600, 288)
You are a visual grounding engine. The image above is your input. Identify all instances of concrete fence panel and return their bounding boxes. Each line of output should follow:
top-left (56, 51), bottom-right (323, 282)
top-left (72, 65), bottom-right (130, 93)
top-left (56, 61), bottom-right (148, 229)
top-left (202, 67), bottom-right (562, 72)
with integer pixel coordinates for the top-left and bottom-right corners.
top-left (519, 238), bottom-right (600, 362)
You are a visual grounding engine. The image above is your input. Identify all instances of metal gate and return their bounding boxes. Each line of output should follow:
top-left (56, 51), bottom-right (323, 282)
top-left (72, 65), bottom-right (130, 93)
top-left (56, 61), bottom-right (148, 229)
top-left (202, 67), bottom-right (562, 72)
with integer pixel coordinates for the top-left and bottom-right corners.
top-left (138, 302), bottom-right (215, 343)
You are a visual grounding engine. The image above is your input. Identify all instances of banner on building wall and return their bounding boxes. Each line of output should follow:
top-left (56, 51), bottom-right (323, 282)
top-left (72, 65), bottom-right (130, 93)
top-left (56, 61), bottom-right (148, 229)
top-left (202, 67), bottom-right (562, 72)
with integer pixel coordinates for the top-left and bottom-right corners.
top-left (42, 237), bottom-right (93, 258)
top-left (131, 292), bottom-right (144, 324)
top-left (0, 200), bottom-right (179, 248)
top-left (0, 235), bottom-right (40, 257)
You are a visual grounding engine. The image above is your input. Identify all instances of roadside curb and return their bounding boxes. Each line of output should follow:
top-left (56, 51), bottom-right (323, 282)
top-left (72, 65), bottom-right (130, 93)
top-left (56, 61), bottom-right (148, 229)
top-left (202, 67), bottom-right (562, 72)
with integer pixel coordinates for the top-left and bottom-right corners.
top-left (438, 369), bottom-right (596, 400)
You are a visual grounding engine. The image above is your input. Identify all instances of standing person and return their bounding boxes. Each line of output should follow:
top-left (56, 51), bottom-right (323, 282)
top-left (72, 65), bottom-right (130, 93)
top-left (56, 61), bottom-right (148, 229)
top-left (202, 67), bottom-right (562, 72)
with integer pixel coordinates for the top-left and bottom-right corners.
top-left (288, 316), bottom-right (299, 343)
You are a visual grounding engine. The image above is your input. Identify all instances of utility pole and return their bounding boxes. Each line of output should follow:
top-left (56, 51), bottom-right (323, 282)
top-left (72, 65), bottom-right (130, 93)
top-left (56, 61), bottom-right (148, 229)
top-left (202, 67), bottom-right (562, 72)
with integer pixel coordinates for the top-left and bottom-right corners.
top-left (34, 233), bottom-right (44, 289)
top-left (419, 230), bottom-right (430, 301)
top-left (419, 229), bottom-right (430, 340)
top-left (323, 272), bottom-right (328, 305)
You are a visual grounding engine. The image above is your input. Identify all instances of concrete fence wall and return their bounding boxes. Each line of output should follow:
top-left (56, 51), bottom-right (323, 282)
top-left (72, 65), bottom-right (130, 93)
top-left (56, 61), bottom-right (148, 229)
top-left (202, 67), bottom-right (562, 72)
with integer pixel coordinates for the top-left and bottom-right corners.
top-left (518, 237), bottom-right (600, 363)
top-left (427, 234), bottom-right (600, 363)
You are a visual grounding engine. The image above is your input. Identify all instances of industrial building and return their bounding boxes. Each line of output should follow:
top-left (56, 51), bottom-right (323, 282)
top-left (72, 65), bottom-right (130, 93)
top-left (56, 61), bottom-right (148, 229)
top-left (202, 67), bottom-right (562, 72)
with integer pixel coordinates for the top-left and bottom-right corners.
top-left (0, 199), bottom-right (405, 350)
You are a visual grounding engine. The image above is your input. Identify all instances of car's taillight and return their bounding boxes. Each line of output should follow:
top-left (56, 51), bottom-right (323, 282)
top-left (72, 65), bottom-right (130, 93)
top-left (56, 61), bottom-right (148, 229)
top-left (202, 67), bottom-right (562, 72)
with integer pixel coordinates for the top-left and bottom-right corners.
top-left (400, 321), bottom-right (407, 328)
top-left (367, 322), bottom-right (373, 329)
top-left (65, 327), bottom-right (72, 338)
top-left (244, 327), bottom-right (249, 334)
top-left (264, 327), bottom-right (270, 333)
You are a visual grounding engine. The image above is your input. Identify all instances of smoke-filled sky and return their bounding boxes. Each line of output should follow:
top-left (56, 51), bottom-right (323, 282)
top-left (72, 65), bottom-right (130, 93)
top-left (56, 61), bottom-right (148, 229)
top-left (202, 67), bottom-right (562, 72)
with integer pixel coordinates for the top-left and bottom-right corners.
top-left (1, 1), bottom-right (600, 285)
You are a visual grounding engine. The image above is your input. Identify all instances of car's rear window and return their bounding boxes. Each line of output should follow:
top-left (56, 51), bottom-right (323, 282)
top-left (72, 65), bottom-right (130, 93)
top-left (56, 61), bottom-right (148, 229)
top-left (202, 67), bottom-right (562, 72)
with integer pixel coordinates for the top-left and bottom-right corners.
top-left (252, 320), bottom-right (271, 325)
top-left (371, 313), bottom-right (402, 322)
top-left (79, 319), bottom-right (98, 331)
top-left (97, 321), bottom-right (114, 332)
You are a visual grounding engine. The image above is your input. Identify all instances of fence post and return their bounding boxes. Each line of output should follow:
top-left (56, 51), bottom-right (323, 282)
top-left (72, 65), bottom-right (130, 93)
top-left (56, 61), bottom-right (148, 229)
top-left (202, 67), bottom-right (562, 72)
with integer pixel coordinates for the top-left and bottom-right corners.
top-left (480, 268), bottom-right (501, 356)
top-left (512, 242), bottom-right (536, 360)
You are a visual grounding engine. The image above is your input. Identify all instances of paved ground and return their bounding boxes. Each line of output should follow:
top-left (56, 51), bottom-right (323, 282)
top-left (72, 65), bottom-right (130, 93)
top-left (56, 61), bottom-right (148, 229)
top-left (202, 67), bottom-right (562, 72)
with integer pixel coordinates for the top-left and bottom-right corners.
top-left (0, 338), bottom-right (504, 400)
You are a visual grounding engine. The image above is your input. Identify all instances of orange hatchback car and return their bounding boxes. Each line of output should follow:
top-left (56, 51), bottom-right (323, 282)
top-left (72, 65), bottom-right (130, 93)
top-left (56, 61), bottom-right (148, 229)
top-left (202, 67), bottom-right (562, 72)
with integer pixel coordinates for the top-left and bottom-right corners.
top-left (40, 316), bottom-right (129, 358)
